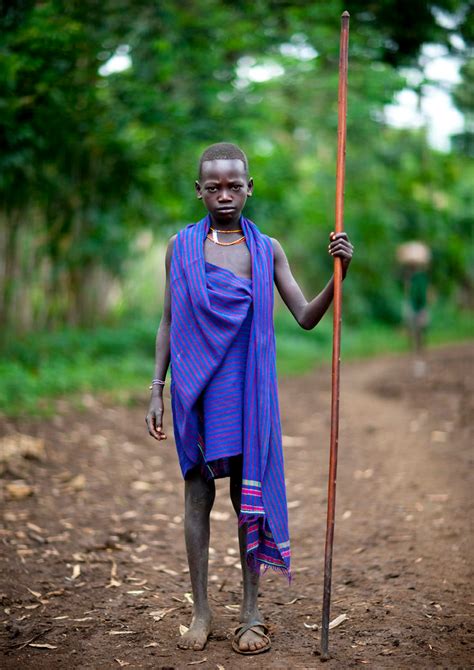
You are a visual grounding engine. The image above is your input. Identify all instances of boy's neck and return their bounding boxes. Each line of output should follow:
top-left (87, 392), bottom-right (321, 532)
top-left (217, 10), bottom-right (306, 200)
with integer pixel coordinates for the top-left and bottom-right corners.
top-left (209, 213), bottom-right (242, 230)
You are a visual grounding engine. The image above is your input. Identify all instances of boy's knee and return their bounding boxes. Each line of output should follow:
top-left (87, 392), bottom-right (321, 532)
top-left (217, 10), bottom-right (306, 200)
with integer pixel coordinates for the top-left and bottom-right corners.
top-left (187, 490), bottom-right (214, 511)
top-left (185, 479), bottom-right (215, 513)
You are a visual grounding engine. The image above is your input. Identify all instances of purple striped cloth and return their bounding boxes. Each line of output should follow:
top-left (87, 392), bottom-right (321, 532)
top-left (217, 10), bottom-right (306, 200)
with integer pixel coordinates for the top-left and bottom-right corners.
top-left (169, 215), bottom-right (290, 578)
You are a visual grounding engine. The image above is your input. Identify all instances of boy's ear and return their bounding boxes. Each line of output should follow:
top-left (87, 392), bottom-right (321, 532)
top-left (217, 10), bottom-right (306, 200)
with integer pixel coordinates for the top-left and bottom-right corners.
top-left (195, 181), bottom-right (202, 199)
top-left (247, 177), bottom-right (254, 196)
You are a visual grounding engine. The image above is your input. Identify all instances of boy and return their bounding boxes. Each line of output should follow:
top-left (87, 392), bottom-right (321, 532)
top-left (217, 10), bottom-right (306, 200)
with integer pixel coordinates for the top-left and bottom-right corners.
top-left (146, 142), bottom-right (353, 655)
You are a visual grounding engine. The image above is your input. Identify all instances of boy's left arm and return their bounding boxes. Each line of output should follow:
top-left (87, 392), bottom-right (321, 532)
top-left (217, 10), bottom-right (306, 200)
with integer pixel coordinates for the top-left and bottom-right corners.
top-left (272, 232), bottom-right (353, 330)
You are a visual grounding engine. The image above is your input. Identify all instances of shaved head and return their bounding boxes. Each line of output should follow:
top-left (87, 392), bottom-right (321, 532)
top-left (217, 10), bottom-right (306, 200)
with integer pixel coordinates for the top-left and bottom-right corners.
top-left (198, 142), bottom-right (249, 178)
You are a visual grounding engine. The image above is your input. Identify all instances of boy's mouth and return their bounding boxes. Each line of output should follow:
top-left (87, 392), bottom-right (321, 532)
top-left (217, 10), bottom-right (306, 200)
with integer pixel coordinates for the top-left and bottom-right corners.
top-left (217, 207), bottom-right (236, 213)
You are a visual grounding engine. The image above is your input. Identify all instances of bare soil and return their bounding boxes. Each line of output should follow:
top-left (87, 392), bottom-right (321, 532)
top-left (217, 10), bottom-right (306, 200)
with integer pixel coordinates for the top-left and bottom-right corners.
top-left (1, 343), bottom-right (473, 669)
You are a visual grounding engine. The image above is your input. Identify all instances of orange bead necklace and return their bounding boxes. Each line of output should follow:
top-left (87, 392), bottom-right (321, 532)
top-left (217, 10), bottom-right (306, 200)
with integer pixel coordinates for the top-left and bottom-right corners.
top-left (207, 226), bottom-right (246, 246)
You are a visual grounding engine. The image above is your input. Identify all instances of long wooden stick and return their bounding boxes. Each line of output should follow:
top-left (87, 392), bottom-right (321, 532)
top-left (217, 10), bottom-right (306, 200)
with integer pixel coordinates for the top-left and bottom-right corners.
top-left (320, 10), bottom-right (350, 662)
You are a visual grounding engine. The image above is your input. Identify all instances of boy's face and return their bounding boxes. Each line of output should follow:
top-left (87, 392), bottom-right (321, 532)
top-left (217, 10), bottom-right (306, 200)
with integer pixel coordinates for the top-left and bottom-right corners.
top-left (195, 159), bottom-right (253, 225)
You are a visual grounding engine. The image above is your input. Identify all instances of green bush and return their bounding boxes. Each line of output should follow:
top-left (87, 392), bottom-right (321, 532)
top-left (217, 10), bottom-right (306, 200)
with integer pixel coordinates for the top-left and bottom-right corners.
top-left (0, 302), bottom-right (471, 417)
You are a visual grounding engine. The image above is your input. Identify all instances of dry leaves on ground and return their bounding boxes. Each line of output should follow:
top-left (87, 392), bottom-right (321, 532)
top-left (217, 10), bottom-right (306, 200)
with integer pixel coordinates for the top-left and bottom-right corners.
top-left (329, 613), bottom-right (348, 629)
top-left (187, 659), bottom-right (207, 666)
top-left (5, 482), bottom-right (34, 500)
top-left (28, 643), bottom-right (58, 650)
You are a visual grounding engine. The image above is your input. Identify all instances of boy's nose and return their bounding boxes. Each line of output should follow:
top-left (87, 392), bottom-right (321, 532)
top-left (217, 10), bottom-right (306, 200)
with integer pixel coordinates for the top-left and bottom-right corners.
top-left (218, 190), bottom-right (232, 201)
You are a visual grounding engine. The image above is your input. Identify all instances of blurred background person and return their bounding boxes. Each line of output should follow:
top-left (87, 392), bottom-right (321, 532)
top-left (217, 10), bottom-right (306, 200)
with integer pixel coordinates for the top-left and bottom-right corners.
top-left (397, 240), bottom-right (432, 359)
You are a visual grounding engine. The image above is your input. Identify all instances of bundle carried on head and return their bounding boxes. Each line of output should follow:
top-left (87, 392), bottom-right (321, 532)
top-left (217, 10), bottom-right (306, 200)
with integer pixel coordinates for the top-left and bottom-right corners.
top-left (396, 241), bottom-right (432, 268)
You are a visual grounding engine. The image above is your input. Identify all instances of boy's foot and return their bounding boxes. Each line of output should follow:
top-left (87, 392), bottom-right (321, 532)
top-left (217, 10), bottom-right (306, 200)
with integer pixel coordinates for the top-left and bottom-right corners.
top-left (232, 621), bottom-right (271, 654)
top-left (177, 611), bottom-right (212, 651)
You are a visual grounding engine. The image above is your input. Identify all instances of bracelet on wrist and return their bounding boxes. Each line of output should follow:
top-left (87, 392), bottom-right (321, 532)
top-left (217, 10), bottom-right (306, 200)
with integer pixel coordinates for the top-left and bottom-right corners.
top-left (149, 378), bottom-right (166, 390)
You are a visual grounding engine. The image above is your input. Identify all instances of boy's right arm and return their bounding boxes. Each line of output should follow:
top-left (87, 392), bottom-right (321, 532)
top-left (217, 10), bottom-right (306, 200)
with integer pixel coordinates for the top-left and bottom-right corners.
top-left (146, 234), bottom-right (176, 441)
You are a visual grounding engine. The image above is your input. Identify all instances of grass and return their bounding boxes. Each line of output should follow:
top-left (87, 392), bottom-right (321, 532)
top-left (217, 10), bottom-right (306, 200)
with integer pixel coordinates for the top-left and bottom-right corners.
top-left (0, 321), bottom-right (155, 417)
top-left (0, 305), bottom-right (472, 417)
top-left (275, 303), bottom-right (472, 375)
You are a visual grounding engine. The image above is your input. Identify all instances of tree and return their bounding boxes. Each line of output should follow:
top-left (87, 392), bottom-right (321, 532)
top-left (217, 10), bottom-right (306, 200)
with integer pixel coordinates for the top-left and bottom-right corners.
top-left (0, 0), bottom-right (471, 332)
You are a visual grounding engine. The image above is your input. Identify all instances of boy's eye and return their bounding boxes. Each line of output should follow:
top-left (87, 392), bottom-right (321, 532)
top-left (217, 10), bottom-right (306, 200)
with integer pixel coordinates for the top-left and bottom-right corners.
top-left (232, 185), bottom-right (242, 190)
top-left (206, 186), bottom-right (217, 192)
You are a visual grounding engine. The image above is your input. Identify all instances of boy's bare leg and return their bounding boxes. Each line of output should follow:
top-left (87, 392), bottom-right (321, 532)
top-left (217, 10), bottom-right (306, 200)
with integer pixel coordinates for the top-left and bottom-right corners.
top-left (230, 457), bottom-right (268, 653)
top-left (178, 467), bottom-right (215, 650)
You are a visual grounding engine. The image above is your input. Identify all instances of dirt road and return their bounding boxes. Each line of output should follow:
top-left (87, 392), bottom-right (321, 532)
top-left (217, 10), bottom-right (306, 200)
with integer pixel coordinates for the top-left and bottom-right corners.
top-left (1, 343), bottom-right (473, 669)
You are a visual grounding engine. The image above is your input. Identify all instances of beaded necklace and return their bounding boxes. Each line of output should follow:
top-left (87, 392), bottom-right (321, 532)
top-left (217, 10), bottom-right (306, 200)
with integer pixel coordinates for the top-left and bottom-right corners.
top-left (207, 226), bottom-right (246, 246)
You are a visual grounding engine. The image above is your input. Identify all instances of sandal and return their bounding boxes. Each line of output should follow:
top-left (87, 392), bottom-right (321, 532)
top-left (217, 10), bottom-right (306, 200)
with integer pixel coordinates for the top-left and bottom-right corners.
top-left (231, 621), bottom-right (271, 655)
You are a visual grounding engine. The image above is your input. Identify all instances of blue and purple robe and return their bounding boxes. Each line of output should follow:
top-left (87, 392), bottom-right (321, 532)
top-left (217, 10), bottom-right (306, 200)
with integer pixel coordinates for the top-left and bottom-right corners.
top-left (169, 215), bottom-right (290, 577)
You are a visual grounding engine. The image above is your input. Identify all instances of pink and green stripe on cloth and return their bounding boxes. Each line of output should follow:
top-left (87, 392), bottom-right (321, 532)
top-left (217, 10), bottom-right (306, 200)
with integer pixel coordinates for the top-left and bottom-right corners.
top-left (169, 215), bottom-right (291, 578)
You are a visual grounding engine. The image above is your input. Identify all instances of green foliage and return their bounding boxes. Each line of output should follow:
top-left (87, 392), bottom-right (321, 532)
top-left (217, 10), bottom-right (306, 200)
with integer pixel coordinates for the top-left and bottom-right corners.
top-left (0, 320), bottom-right (155, 416)
top-left (275, 303), bottom-right (474, 375)
top-left (0, 0), bottom-right (472, 334)
top-left (0, 1), bottom-right (148, 328)
top-left (452, 56), bottom-right (474, 156)
top-left (0, 306), bottom-right (471, 417)
top-left (345, 0), bottom-right (470, 66)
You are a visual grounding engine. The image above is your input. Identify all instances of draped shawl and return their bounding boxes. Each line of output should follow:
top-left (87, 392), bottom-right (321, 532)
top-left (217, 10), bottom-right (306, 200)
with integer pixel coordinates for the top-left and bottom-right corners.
top-left (170, 215), bottom-right (290, 577)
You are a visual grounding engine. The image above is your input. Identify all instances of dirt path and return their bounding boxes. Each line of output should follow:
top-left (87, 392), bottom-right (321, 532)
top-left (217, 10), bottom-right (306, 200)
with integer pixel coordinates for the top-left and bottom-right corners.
top-left (1, 343), bottom-right (473, 669)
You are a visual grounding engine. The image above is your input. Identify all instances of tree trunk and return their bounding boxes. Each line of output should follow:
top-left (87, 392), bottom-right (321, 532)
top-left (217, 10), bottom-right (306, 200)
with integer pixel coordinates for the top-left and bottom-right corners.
top-left (0, 211), bottom-right (21, 337)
